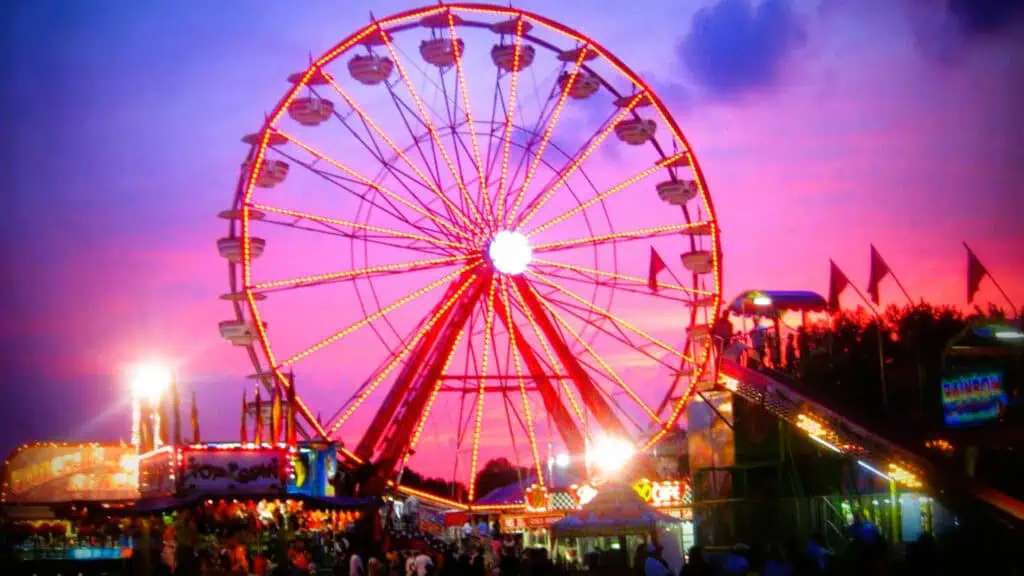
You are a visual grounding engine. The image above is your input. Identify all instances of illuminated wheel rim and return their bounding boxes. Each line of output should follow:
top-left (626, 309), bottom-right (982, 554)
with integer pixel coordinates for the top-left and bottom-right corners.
top-left (222, 3), bottom-right (723, 504)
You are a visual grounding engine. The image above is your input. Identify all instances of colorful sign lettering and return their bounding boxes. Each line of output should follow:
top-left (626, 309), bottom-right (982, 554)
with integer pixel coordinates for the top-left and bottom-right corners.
top-left (179, 448), bottom-right (286, 495)
top-left (941, 372), bottom-right (1007, 427)
top-left (2, 444), bottom-right (139, 504)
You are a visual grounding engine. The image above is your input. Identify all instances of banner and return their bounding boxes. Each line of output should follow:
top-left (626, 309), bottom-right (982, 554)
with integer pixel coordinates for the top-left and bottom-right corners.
top-left (179, 447), bottom-right (286, 495)
top-left (2, 444), bottom-right (139, 504)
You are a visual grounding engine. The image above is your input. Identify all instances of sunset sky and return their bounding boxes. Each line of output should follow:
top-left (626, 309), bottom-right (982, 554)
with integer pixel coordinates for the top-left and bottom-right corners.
top-left (2, 0), bottom-right (1022, 478)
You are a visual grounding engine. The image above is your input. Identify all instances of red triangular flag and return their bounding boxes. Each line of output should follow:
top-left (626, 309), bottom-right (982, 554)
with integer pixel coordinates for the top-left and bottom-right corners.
top-left (867, 245), bottom-right (892, 305)
top-left (648, 247), bottom-right (667, 291)
top-left (828, 259), bottom-right (850, 311)
top-left (965, 243), bottom-right (989, 304)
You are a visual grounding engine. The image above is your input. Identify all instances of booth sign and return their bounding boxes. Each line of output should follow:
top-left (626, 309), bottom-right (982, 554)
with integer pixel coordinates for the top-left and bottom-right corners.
top-left (179, 447), bottom-right (287, 495)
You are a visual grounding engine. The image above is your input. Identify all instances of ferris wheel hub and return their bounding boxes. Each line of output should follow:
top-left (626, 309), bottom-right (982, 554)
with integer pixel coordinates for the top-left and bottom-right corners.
top-left (487, 230), bottom-right (532, 275)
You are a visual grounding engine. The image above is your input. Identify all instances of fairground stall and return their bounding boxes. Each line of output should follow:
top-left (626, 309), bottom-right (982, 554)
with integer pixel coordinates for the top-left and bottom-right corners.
top-left (550, 483), bottom-right (685, 575)
top-left (473, 472), bottom-right (693, 556)
top-left (131, 439), bottom-right (378, 573)
top-left (1, 442), bottom-right (140, 567)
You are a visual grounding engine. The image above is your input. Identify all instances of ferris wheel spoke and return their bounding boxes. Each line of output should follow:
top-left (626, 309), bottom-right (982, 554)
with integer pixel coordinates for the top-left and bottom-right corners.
top-left (526, 151), bottom-right (685, 238)
top-left (526, 282), bottom-right (662, 426)
top-left (468, 276), bottom-right (498, 502)
top-left (277, 262), bottom-right (480, 368)
top-left (532, 259), bottom-right (712, 297)
top-left (317, 74), bottom-right (467, 222)
top-left (250, 203), bottom-right (472, 252)
top-left (543, 292), bottom-right (686, 375)
top-left (272, 128), bottom-right (475, 242)
top-left (264, 222), bottom-right (452, 257)
top-left (498, 277), bottom-right (548, 487)
top-left (505, 47), bottom-right (590, 230)
top-left (326, 270), bottom-right (484, 435)
top-left (506, 281), bottom-right (588, 428)
top-left (443, 14), bottom-right (493, 233)
top-left (526, 271), bottom-right (695, 366)
top-left (380, 29), bottom-right (486, 234)
top-left (535, 267), bottom-right (700, 305)
top-left (250, 254), bottom-right (471, 292)
top-left (513, 92), bottom-right (646, 230)
top-left (401, 326), bottom-right (466, 468)
top-left (493, 18), bottom-right (528, 230)
top-left (509, 276), bottom-right (630, 439)
top-left (268, 146), bottom-right (452, 242)
top-left (532, 221), bottom-right (713, 254)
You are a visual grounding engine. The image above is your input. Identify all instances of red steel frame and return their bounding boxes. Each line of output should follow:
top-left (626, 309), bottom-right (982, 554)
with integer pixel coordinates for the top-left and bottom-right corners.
top-left (229, 3), bottom-right (723, 503)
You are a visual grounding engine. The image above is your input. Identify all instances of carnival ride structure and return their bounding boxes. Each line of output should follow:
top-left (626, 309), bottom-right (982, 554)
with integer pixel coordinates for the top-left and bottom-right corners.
top-left (715, 291), bottom-right (1024, 528)
top-left (218, 4), bottom-right (721, 506)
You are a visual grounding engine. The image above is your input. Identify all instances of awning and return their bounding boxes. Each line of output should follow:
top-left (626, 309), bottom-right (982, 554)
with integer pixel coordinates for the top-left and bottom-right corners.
top-left (551, 483), bottom-right (680, 538)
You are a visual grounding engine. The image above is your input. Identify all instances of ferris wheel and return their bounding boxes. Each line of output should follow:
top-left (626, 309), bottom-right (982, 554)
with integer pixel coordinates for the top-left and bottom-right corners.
top-left (218, 3), bottom-right (722, 503)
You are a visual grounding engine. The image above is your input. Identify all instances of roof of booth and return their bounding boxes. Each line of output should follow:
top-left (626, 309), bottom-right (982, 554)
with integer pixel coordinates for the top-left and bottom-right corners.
top-left (727, 290), bottom-right (828, 317)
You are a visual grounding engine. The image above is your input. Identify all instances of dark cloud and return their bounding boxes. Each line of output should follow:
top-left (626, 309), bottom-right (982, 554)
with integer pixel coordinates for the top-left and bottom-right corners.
top-left (948, 0), bottom-right (1024, 37)
top-left (677, 0), bottom-right (807, 100)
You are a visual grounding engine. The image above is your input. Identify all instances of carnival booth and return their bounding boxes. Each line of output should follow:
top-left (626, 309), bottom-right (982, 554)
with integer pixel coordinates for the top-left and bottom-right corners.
top-left (481, 472), bottom-right (694, 559)
top-left (1, 442), bottom-right (140, 566)
top-left (551, 483), bottom-right (686, 574)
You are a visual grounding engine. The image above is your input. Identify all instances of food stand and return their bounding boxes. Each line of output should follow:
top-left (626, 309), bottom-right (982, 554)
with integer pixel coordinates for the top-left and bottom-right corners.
top-left (551, 483), bottom-right (685, 574)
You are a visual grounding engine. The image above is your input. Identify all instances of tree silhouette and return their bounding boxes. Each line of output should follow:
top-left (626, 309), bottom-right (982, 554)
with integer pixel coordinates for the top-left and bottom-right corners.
top-left (474, 458), bottom-right (529, 500)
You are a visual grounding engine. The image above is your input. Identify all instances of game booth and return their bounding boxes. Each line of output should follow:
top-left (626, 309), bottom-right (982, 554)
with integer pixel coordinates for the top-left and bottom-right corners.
top-left (464, 472), bottom-right (694, 566)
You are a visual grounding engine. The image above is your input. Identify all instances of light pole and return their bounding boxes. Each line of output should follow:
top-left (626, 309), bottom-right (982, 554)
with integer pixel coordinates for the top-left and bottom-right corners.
top-left (128, 362), bottom-right (173, 452)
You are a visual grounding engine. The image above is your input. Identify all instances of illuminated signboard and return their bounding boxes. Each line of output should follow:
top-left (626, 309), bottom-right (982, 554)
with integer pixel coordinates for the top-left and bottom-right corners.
top-left (942, 371), bottom-right (1008, 427)
top-left (2, 443), bottom-right (139, 504)
top-left (571, 480), bottom-right (690, 510)
top-left (138, 448), bottom-right (176, 497)
top-left (287, 444), bottom-right (337, 498)
top-left (179, 447), bottom-right (287, 495)
top-left (503, 513), bottom-right (565, 530)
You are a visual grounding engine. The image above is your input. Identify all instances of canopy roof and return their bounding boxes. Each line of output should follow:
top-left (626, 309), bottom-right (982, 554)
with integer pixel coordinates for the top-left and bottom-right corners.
top-left (947, 320), bottom-right (1024, 357)
top-left (727, 290), bottom-right (828, 317)
top-left (551, 483), bottom-right (679, 537)
top-left (475, 465), bottom-right (586, 506)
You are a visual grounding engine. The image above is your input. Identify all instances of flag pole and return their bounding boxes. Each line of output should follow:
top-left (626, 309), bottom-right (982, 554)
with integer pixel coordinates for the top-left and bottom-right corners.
top-left (844, 279), bottom-right (890, 410)
top-left (985, 273), bottom-right (1018, 317)
top-left (964, 242), bottom-right (1017, 315)
top-left (888, 271), bottom-right (914, 306)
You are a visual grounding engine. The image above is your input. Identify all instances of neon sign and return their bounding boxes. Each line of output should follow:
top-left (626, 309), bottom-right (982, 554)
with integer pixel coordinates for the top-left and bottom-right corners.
top-left (942, 372), bottom-right (1007, 427)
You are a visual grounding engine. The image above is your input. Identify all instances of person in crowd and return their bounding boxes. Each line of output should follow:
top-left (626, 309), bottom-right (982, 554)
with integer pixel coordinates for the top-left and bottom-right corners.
top-left (784, 334), bottom-right (797, 373)
top-left (679, 546), bottom-right (713, 576)
top-left (645, 542), bottom-right (673, 576)
top-left (469, 545), bottom-right (486, 576)
top-left (416, 548), bottom-right (436, 576)
top-left (721, 543), bottom-right (751, 575)
top-left (762, 543), bottom-right (792, 576)
top-left (498, 540), bottom-right (520, 576)
top-left (349, 545), bottom-right (366, 576)
top-left (805, 533), bottom-right (831, 575)
top-left (633, 540), bottom-right (649, 576)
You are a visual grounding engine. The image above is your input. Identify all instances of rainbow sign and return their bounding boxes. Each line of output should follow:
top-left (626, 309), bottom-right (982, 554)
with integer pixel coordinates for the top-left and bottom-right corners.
top-left (941, 371), bottom-right (1007, 427)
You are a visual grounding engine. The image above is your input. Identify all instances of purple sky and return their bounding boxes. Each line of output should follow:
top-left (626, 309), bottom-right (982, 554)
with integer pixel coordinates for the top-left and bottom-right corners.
top-left (2, 0), bottom-right (1022, 481)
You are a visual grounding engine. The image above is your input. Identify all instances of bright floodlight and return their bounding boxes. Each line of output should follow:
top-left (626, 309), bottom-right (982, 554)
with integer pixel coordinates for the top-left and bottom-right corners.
top-left (753, 295), bottom-right (772, 306)
top-left (555, 453), bottom-right (571, 468)
top-left (488, 230), bottom-right (532, 275)
top-left (995, 329), bottom-right (1024, 341)
top-left (129, 362), bottom-right (172, 403)
top-left (589, 436), bottom-right (635, 475)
